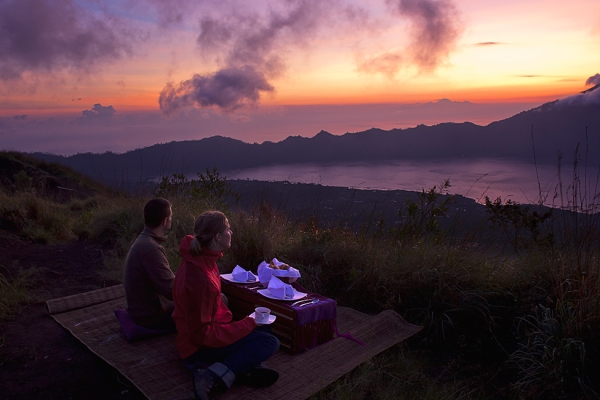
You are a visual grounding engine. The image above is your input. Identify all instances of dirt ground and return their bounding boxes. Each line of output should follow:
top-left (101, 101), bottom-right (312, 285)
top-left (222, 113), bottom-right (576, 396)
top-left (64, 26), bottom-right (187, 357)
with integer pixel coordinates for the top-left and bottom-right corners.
top-left (0, 231), bottom-right (147, 400)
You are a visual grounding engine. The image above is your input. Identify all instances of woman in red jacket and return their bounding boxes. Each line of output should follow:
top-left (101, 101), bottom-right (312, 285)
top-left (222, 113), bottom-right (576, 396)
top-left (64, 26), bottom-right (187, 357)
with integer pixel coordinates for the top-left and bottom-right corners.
top-left (172, 211), bottom-right (279, 400)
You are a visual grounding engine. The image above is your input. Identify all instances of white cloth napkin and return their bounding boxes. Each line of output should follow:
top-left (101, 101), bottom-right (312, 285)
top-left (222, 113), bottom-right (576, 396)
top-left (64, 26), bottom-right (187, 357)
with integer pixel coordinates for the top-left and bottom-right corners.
top-left (231, 265), bottom-right (257, 282)
top-left (267, 276), bottom-right (294, 299)
top-left (257, 258), bottom-right (301, 286)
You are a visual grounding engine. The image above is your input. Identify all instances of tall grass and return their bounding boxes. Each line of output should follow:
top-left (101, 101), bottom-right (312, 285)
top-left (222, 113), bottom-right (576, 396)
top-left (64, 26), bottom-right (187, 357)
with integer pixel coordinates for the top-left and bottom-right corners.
top-left (482, 147), bottom-right (600, 399)
top-left (0, 191), bottom-right (76, 244)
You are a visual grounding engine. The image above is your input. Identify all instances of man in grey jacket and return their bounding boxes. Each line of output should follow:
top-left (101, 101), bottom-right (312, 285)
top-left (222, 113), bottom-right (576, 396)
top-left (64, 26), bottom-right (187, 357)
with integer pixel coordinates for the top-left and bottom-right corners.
top-left (123, 198), bottom-right (176, 330)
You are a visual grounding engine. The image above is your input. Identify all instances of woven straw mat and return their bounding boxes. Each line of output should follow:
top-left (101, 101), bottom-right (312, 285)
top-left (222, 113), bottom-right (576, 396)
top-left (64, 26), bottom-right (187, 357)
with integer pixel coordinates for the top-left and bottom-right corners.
top-left (47, 284), bottom-right (422, 400)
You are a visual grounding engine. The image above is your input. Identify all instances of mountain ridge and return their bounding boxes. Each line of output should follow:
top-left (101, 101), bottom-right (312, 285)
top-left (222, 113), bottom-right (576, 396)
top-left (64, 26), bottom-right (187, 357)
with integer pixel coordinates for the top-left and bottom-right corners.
top-left (31, 91), bottom-right (600, 188)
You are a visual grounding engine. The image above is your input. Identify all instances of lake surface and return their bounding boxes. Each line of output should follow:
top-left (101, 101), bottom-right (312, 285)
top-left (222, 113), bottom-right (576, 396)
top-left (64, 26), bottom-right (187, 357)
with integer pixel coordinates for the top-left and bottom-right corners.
top-left (224, 158), bottom-right (600, 205)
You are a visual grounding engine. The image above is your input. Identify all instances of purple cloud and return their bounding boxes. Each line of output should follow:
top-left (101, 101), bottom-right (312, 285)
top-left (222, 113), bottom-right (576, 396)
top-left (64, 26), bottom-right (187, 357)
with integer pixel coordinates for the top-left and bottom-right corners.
top-left (196, 18), bottom-right (234, 52)
top-left (80, 104), bottom-right (117, 120)
top-left (586, 73), bottom-right (600, 86)
top-left (360, 0), bottom-right (462, 76)
top-left (159, 66), bottom-right (274, 114)
top-left (140, 0), bottom-right (196, 28)
top-left (196, 1), bottom-right (332, 72)
top-left (0, 0), bottom-right (135, 80)
top-left (162, 1), bottom-right (341, 114)
top-left (556, 75), bottom-right (600, 106)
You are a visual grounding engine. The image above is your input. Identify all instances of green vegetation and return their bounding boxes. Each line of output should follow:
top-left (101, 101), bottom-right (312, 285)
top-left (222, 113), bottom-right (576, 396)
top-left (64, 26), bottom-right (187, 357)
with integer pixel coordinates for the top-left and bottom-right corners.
top-left (1, 151), bottom-right (599, 399)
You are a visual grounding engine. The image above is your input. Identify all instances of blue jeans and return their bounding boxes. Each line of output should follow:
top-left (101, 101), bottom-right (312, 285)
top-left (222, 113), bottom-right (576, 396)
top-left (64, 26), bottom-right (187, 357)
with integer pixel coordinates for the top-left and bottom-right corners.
top-left (184, 329), bottom-right (279, 384)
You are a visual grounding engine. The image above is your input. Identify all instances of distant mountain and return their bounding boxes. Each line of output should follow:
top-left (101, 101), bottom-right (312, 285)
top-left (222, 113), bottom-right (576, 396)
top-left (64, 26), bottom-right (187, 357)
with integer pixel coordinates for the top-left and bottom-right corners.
top-left (32, 87), bottom-right (600, 188)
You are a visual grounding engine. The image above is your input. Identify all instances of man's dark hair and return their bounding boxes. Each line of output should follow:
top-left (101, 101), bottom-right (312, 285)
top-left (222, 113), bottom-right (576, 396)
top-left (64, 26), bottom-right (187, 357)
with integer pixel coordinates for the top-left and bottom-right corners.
top-left (144, 198), bottom-right (172, 229)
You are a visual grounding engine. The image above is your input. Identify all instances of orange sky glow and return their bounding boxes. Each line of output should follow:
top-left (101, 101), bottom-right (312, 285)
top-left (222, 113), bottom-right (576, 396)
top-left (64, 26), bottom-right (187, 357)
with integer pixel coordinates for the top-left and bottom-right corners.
top-left (1, 0), bottom-right (599, 155)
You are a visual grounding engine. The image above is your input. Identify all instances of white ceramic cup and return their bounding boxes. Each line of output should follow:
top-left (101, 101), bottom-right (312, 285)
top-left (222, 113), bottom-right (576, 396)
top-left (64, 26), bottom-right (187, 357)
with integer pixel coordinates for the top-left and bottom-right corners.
top-left (255, 307), bottom-right (271, 324)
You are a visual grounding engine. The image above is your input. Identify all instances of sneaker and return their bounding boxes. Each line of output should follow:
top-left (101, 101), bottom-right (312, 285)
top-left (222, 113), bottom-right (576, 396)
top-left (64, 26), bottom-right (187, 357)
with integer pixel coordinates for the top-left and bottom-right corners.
top-left (193, 368), bottom-right (226, 400)
top-left (238, 366), bottom-right (279, 388)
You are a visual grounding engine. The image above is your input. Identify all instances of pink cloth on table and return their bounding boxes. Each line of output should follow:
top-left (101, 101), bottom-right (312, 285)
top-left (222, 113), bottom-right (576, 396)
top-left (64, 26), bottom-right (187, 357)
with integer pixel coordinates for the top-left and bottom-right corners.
top-left (293, 293), bottom-right (337, 326)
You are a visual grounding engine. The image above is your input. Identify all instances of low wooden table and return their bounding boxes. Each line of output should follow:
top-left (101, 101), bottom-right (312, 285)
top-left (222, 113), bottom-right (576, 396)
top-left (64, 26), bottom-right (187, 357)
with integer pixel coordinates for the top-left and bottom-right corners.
top-left (221, 279), bottom-right (337, 355)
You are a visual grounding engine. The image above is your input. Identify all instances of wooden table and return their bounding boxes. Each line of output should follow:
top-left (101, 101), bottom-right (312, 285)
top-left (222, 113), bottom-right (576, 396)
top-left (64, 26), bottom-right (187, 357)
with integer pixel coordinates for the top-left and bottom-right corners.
top-left (221, 279), bottom-right (337, 355)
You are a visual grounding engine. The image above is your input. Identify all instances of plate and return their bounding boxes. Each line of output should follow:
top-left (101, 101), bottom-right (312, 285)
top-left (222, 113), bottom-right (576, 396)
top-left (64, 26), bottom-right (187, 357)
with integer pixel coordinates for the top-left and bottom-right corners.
top-left (249, 312), bottom-right (276, 325)
top-left (220, 273), bottom-right (258, 284)
top-left (257, 288), bottom-right (307, 301)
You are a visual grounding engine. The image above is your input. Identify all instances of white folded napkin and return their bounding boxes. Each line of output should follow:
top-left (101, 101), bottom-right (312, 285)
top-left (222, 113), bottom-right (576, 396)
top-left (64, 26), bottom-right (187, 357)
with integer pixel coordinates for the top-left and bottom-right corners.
top-left (267, 276), bottom-right (294, 299)
top-left (231, 265), bottom-right (257, 282)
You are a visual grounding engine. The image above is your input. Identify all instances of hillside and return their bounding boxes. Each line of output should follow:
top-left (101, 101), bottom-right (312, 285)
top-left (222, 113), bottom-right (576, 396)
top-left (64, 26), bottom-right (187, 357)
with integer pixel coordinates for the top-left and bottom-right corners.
top-left (0, 151), bottom-right (112, 200)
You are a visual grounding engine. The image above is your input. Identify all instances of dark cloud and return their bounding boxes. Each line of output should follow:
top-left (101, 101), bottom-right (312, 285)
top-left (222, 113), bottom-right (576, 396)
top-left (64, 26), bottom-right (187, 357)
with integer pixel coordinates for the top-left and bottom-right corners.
top-left (159, 65), bottom-right (274, 114)
top-left (163, 1), bottom-right (338, 114)
top-left (387, 0), bottom-right (461, 70)
top-left (197, 1), bottom-right (334, 75)
top-left (0, 0), bottom-right (133, 80)
top-left (196, 17), bottom-right (234, 52)
top-left (586, 73), bottom-right (600, 86)
top-left (12, 114), bottom-right (28, 120)
top-left (475, 42), bottom-right (501, 46)
top-left (228, 2), bottom-right (330, 74)
top-left (360, 0), bottom-right (461, 77)
top-left (80, 104), bottom-right (117, 120)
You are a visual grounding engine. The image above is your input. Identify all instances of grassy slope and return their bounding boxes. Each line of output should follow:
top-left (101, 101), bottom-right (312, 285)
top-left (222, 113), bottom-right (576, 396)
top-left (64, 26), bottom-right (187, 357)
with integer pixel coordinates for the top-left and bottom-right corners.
top-left (2, 151), bottom-right (600, 399)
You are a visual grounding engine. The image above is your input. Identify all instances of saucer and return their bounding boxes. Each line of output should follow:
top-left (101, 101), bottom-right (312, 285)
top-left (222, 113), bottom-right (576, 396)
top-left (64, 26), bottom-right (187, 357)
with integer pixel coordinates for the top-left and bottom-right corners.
top-left (257, 288), bottom-right (307, 301)
top-left (249, 312), bottom-right (276, 325)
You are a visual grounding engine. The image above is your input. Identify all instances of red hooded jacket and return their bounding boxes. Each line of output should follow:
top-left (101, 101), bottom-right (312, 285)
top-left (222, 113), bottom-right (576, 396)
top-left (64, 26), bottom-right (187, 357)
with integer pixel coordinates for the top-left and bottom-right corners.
top-left (172, 235), bottom-right (256, 359)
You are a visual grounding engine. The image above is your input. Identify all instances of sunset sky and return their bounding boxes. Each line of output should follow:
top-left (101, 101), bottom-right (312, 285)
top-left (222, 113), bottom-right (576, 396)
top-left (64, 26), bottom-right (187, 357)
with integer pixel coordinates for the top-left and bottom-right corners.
top-left (1, 0), bottom-right (599, 155)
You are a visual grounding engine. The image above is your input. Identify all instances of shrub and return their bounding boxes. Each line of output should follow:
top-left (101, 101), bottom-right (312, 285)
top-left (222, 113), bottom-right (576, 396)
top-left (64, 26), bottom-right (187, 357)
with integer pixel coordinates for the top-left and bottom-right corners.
top-left (153, 168), bottom-right (239, 212)
top-left (392, 179), bottom-right (454, 243)
top-left (485, 197), bottom-right (553, 253)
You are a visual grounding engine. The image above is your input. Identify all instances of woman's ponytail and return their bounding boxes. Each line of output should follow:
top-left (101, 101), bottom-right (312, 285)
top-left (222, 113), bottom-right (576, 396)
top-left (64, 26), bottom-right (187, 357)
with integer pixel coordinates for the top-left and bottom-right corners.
top-left (190, 211), bottom-right (227, 256)
top-left (190, 236), bottom-right (203, 256)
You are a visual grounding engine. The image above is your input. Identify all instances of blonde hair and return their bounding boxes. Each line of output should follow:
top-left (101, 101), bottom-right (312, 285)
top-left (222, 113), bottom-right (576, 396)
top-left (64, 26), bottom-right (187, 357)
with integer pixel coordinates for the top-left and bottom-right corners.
top-left (190, 210), bottom-right (228, 256)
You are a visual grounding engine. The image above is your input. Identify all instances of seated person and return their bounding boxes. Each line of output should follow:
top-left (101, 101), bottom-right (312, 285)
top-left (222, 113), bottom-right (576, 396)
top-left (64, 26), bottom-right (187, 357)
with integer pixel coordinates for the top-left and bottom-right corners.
top-left (123, 198), bottom-right (176, 331)
top-left (172, 211), bottom-right (279, 400)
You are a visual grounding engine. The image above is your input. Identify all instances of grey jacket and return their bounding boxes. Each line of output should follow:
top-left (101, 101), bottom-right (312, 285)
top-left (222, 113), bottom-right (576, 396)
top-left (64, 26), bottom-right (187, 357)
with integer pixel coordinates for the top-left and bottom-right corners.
top-left (123, 228), bottom-right (175, 327)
